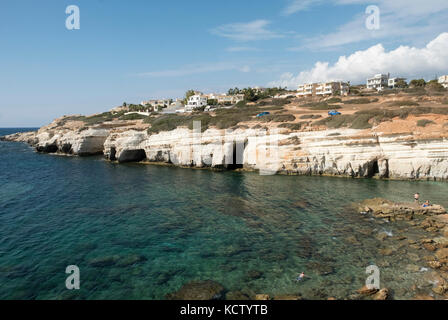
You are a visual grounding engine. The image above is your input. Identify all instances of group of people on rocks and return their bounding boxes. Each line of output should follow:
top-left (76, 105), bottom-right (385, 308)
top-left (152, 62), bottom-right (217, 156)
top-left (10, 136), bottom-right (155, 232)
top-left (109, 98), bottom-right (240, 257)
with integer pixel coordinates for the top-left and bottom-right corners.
top-left (414, 193), bottom-right (431, 208)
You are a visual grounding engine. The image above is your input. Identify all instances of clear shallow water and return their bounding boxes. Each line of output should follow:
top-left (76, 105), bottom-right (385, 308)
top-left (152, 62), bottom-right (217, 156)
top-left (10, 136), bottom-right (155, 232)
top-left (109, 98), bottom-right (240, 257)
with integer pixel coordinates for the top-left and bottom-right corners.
top-left (1, 128), bottom-right (448, 300)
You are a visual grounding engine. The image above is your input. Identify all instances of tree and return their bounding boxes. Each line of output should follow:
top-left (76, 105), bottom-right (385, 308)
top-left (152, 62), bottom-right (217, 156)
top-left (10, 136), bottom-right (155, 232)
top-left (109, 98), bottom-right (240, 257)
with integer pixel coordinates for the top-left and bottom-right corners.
top-left (409, 79), bottom-right (426, 87)
top-left (183, 90), bottom-right (196, 104)
top-left (207, 99), bottom-right (218, 105)
top-left (243, 87), bottom-right (257, 102)
top-left (123, 102), bottom-right (127, 107)
top-left (426, 80), bottom-right (444, 91)
top-left (395, 79), bottom-right (408, 88)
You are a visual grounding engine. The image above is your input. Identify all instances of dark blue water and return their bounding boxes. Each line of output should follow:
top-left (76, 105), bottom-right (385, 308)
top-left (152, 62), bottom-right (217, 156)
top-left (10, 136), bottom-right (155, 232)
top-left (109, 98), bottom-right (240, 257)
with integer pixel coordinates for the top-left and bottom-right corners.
top-left (1, 128), bottom-right (447, 300)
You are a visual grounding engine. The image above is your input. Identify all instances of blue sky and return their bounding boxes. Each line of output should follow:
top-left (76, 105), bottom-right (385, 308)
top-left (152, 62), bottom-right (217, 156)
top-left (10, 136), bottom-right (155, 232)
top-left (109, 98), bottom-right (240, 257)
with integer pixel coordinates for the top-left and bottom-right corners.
top-left (1, 0), bottom-right (447, 127)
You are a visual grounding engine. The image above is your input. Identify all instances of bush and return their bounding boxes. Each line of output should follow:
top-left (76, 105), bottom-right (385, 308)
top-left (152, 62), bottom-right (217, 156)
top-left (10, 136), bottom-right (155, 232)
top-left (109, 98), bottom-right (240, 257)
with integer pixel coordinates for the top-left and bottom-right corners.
top-left (119, 113), bottom-right (148, 120)
top-left (302, 102), bottom-right (341, 110)
top-left (388, 100), bottom-right (419, 107)
top-left (271, 98), bottom-right (291, 106)
top-left (326, 97), bottom-right (342, 103)
top-left (417, 119), bottom-right (435, 127)
top-left (256, 114), bottom-right (296, 123)
top-left (278, 122), bottom-right (308, 130)
top-left (299, 114), bottom-right (322, 119)
top-left (343, 98), bottom-right (376, 104)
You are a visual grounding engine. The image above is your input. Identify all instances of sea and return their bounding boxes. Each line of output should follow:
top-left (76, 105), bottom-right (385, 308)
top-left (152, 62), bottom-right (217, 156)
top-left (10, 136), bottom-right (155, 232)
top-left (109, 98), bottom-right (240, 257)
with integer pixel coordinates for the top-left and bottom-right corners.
top-left (1, 127), bottom-right (447, 299)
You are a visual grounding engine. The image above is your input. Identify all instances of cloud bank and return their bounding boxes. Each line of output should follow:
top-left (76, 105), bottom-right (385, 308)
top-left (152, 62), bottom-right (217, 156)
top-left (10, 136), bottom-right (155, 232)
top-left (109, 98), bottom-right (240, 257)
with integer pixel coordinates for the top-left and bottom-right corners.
top-left (270, 32), bottom-right (448, 88)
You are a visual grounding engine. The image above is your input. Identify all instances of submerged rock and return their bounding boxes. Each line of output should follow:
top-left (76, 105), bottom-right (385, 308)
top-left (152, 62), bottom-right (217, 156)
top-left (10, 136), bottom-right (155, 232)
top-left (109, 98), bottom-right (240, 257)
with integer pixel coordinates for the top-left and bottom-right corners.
top-left (246, 270), bottom-right (264, 280)
top-left (166, 280), bottom-right (225, 300)
top-left (116, 254), bottom-right (147, 267)
top-left (88, 255), bottom-right (120, 267)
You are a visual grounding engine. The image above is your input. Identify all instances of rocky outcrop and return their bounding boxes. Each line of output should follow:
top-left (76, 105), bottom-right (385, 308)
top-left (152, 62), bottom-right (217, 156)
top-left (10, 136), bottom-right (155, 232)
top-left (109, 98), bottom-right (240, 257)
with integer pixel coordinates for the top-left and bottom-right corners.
top-left (2, 128), bottom-right (109, 156)
top-left (357, 198), bottom-right (447, 221)
top-left (3, 124), bottom-right (448, 181)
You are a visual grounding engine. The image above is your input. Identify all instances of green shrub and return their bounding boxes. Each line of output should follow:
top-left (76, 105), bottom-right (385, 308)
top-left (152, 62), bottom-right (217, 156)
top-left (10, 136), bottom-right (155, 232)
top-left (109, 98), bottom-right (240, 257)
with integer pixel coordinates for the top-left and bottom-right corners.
top-left (416, 119), bottom-right (435, 127)
top-left (299, 114), bottom-right (321, 119)
top-left (271, 98), bottom-right (291, 106)
top-left (326, 97), bottom-right (342, 103)
top-left (302, 102), bottom-right (341, 110)
top-left (350, 114), bottom-right (373, 129)
top-left (256, 114), bottom-right (296, 123)
top-left (118, 113), bottom-right (148, 120)
top-left (278, 122), bottom-right (308, 130)
top-left (388, 100), bottom-right (419, 107)
top-left (343, 98), bottom-right (375, 104)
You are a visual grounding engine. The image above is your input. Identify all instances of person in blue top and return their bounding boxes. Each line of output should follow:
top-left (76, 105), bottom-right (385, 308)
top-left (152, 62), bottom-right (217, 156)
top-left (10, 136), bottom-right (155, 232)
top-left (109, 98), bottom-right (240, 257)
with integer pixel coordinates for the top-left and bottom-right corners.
top-left (422, 200), bottom-right (430, 208)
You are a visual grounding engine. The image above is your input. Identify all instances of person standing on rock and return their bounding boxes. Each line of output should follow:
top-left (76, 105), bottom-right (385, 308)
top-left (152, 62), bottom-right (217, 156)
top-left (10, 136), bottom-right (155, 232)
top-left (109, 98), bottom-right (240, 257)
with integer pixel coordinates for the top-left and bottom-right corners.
top-left (414, 193), bottom-right (420, 203)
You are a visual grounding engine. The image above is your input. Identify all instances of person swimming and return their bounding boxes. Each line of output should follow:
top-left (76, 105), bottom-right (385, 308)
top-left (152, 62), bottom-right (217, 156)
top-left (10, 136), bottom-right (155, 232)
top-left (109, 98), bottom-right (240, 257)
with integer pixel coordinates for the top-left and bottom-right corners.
top-left (296, 272), bottom-right (305, 282)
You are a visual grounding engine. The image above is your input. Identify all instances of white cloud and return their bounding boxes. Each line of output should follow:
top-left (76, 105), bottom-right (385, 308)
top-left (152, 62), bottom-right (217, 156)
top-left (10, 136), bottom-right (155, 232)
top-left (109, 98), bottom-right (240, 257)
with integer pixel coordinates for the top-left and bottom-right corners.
top-left (285, 0), bottom-right (448, 49)
top-left (210, 20), bottom-right (283, 42)
top-left (135, 62), bottom-right (251, 78)
top-left (282, 0), bottom-right (325, 15)
top-left (226, 46), bottom-right (259, 52)
top-left (270, 32), bottom-right (448, 88)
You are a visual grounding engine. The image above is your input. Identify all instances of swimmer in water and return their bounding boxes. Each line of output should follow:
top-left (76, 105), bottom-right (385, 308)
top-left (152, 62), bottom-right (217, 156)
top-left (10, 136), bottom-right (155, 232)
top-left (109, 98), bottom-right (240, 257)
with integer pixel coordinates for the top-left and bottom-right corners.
top-left (296, 272), bottom-right (305, 282)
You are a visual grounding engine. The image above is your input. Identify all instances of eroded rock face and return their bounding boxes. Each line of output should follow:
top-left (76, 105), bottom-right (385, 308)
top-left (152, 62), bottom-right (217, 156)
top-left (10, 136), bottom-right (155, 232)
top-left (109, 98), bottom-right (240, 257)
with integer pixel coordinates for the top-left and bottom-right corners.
top-left (10, 128), bottom-right (111, 156)
top-left (166, 280), bottom-right (225, 300)
top-left (4, 125), bottom-right (448, 181)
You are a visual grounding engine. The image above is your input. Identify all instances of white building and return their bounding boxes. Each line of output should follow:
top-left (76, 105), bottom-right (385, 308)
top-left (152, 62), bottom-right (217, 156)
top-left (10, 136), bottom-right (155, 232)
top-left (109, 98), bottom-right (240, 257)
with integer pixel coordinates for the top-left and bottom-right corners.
top-left (438, 75), bottom-right (448, 88)
top-left (140, 99), bottom-right (171, 108)
top-left (297, 81), bottom-right (348, 96)
top-left (367, 74), bottom-right (390, 90)
top-left (388, 77), bottom-right (406, 88)
top-left (206, 93), bottom-right (244, 105)
top-left (297, 83), bottom-right (314, 96)
top-left (185, 94), bottom-right (208, 112)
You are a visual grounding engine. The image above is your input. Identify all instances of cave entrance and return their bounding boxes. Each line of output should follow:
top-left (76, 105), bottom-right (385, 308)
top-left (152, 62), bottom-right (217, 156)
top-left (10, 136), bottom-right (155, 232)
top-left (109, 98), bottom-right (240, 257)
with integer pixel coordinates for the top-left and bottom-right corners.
top-left (109, 147), bottom-right (117, 161)
top-left (118, 149), bottom-right (147, 163)
top-left (369, 159), bottom-right (380, 178)
top-left (227, 140), bottom-right (246, 170)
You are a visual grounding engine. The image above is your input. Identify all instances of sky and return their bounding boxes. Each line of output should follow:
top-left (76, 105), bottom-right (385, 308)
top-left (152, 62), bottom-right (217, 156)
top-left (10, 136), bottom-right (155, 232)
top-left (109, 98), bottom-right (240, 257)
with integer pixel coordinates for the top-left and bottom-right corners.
top-left (0, 0), bottom-right (447, 127)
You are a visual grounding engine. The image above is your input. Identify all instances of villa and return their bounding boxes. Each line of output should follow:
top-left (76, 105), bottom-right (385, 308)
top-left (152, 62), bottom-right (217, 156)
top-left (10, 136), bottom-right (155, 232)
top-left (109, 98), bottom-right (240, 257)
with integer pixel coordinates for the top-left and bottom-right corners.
top-left (439, 75), bottom-right (448, 88)
top-left (185, 94), bottom-right (208, 112)
top-left (367, 74), bottom-right (390, 90)
top-left (140, 99), bottom-right (171, 108)
top-left (388, 77), bottom-right (407, 88)
top-left (206, 93), bottom-right (244, 105)
top-left (297, 81), bottom-right (349, 97)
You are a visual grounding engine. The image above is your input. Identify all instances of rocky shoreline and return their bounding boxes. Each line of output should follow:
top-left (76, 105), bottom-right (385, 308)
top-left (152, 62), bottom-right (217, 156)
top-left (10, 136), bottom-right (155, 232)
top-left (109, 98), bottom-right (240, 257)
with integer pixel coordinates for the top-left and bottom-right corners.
top-left (2, 121), bottom-right (448, 181)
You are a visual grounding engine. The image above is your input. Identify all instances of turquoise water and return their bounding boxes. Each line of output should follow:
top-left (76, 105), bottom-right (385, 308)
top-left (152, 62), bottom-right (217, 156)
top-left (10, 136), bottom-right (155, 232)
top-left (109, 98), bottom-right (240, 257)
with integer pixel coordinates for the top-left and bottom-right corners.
top-left (1, 128), bottom-right (447, 300)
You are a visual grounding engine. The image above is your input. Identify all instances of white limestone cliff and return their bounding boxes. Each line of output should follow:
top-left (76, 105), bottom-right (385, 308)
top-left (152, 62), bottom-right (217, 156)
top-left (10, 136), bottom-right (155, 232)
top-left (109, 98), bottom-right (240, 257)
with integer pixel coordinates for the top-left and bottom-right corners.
top-left (3, 126), bottom-right (448, 181)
